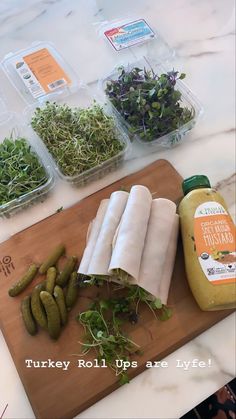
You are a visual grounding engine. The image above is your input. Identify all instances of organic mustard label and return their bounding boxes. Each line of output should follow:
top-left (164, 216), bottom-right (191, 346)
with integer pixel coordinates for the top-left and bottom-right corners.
top-left (194, 201), bottom-right (236, 285)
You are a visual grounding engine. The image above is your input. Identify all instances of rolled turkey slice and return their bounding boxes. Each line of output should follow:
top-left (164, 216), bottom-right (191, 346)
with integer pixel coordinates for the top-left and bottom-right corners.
top-left (87, 191), bottom-right (129, 276)
top-left (138, 198), bottom-right (177, 299)
top-left (108, 185), bottom-right (152, 281)
top-left (78, 199), bottom-right (109, 275)
top-left (158, 214), bottom-right (179, 305)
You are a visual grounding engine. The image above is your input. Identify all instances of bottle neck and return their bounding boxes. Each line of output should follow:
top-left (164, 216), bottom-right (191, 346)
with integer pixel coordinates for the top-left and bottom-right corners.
top-left (184, 185), bottom-right (211, 196)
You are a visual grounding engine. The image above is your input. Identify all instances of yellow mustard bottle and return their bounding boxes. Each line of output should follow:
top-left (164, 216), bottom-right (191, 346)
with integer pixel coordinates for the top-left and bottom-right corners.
top-left (178, 175), bottom-right (236, 311)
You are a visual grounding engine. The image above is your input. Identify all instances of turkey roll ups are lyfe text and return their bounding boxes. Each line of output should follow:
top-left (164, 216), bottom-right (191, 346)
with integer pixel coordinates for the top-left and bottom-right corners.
top-left (78, 185), bottom-right (179, 304)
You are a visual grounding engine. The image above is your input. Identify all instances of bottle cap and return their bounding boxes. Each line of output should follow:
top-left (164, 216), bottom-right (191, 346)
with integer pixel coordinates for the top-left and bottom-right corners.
top-left (182, 175), bottom-right (211, 196)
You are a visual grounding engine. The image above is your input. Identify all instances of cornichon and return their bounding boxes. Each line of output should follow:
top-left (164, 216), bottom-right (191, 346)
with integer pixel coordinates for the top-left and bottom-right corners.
top-left (8, 264), bottom-right (38, 297)
top-left (54, 285), bottom-right (67, 326)
top-left (39, 244), bottom-right (65, 274)
top-left (40, 291), bottom-right (61, 339)
top-left (65, 271), bottom-right (79, 310)
top-left (56, 256), bottom-right (78, 287)
top-left (31, 282), bottom-right (47, 329)
top-left (46, 267), bottom-right (57, 294)
top-left (21, 295), bottom-right (37, 336)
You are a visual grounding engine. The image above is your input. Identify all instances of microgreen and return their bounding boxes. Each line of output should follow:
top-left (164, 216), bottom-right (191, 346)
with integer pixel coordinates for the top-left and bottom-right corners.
top-left (31, 102), bottom-right (125, 177)
top-left (78, 274), bottom-right (106, 288)
top-left (126, 285), bottom-right (172, 320)
top-left (76, 281), bottom-right (172, 383)
top-left (0, 137), bottom-right (48, 206)
top-left (105, 67), bottom-right (193, 142)
top-left (77, 302), bottom-right (140, 384)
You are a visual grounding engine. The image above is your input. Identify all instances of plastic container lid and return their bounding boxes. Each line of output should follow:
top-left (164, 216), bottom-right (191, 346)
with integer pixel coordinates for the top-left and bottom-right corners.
top-left (98, 17), bottom-right (175, 64)
top-left (1, 41), bottom-right (79, 105)
top-left (0, 97), bottom-right (9, 124)
top-left (182, 175), bottom-right (211, 196)
top-left (0, 97), bottom-right (7, 114)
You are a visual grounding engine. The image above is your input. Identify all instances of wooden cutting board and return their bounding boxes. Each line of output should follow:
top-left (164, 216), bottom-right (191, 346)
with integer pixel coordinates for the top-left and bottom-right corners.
top-left (0, 159), bottom-right (233, 419)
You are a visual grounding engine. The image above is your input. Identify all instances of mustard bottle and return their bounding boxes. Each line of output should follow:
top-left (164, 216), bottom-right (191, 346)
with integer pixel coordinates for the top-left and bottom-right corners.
top-left (178, 175), bottom-right (236, 311)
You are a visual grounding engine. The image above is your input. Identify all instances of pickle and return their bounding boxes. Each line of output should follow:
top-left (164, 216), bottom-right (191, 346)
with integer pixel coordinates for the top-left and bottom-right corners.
top-left (54, 285), bottom-right (67, 326)
top-left (65, 271), bottom-right (79, 310)
top-left (31, 283), bottom-right (47, 329)
top-left (46, 267), bottom-right (57, 294)
top-left (8, 264), bottom-right (38, 297)
top-left (56, 256), bottom-right (78, 287)
top-left (39, 244), bottom-right (65, 275)
top-left (40, 291), bottom-right (61, 339)
top-left (21, 295), bottom-right (37, 336)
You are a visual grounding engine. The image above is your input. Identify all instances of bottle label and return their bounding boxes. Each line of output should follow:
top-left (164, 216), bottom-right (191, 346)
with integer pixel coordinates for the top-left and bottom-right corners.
top-left (194, 201), bottom-right (236, 285)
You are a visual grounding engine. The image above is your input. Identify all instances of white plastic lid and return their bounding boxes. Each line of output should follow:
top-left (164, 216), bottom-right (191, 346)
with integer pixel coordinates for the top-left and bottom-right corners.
top-left (0, 97), bottom-right (7, 113)
top-left (0, 97), bottom-right (9, 124)
top-left (98, 17), bottom-right (174, 64)
top-left (1, 41), bottom-right (79, 105)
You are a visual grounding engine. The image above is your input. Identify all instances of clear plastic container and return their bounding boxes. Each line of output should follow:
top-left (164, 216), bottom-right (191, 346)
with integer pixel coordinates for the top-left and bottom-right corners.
top-left (0, 111), bottom-right (54, 217)
top-left (1, 41), bottom-right (79, 104)
top-left (101, 56), bottom-right (203, 149)
top-left (0, 97), bottom-right (7, 114)
top-left (96, 18), bottom-right (175, 77)
top-left (24, 85), bottom-right (130, 186)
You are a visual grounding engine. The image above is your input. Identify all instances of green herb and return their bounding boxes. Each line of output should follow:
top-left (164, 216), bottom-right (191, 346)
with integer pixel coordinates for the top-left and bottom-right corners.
top-left (0, 137), bottom-right (48, 206)
top-left (105, 67), bottom-right (193, 142)
top-left (112, 270), bottom-right (172, 320)
top-left (78, 274), bottom-right (107, 288)
top-left (126, 285), bottom-right (172, 321)
top-left (77, 302), bottom-right (140, 384)
top-left (76, 282), bottom-right (172, 383)
top-left (120, 185), bottom-right (129, 192)
top-left (56, 206), bottom-right (63, 213)
top-left (31, 102), bottom-right (125, 177)
top-left (113, 268), bottom-right (131, 285)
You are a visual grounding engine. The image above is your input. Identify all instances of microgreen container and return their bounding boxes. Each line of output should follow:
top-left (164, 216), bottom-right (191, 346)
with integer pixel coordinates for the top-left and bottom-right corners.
top-left (24, 85), bottom-right (130, 186)
top-left (1, 41), bottom-right (79, 105)
top-left (0, 111), bottom-right (54, 217)
top-left (96, 18), bottom-right (175, 82)
top-left (101, 56), bottom-right (203, 149)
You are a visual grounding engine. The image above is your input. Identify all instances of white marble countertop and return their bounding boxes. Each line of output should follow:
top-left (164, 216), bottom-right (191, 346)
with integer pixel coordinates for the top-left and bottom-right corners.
top-left (0, 1), bottom-right (235, 418)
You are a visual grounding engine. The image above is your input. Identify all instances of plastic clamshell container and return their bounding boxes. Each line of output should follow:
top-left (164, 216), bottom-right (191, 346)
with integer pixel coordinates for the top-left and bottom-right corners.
top-left (24, 85), bottom-right (130, 186)
top-left (97, 18), bottom-right (175, 76)
top-left (101, 56), bottom-right (203, 149)
top-left (1, 41), bottom-right (79, 105)
top-left (0, 111), bottom-right (54, 217)
top-left (0, 97), bottom-right (7, 114)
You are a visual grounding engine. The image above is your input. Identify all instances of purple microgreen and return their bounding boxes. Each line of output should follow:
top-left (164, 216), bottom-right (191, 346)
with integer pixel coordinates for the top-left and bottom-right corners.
top-left (105, 67), bottom-right (193, 143)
